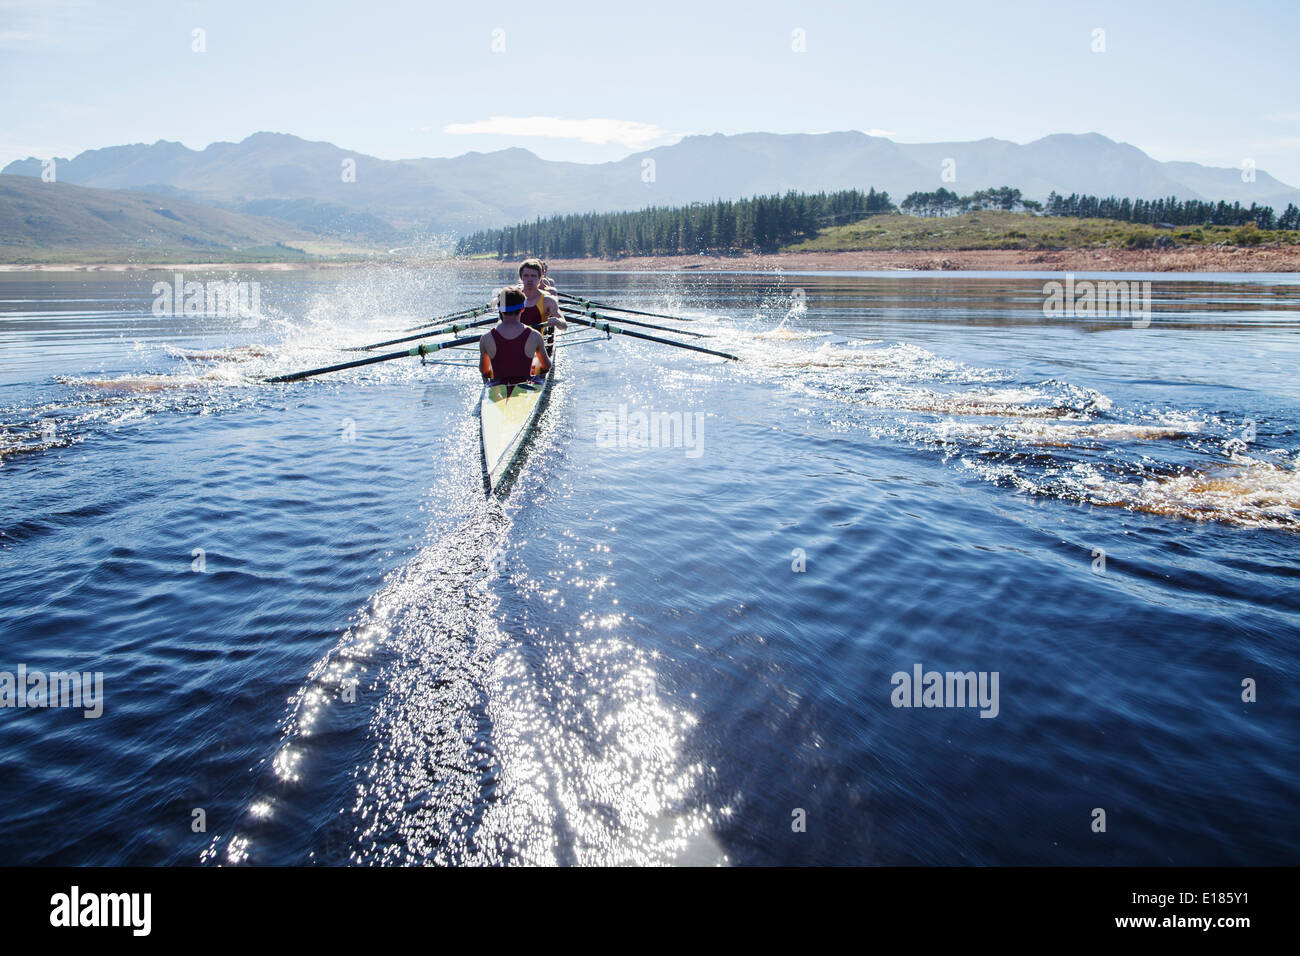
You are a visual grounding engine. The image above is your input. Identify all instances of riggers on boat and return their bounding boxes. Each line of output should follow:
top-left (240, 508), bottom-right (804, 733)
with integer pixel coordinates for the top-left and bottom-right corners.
top-left (264, 292), bottom-right (737, 497)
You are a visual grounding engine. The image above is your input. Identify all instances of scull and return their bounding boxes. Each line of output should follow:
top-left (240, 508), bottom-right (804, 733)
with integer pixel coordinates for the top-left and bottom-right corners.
top-left (479, 331), bottom-right (556, 493)
top-left (264, 283), bottom-right (737, 496)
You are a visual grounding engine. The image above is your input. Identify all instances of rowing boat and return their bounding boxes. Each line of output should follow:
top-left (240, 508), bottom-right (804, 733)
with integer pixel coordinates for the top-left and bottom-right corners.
top-left (479, 335), bottom-right (555, 494)
top-left (264, 293), bottom-right (738, 497)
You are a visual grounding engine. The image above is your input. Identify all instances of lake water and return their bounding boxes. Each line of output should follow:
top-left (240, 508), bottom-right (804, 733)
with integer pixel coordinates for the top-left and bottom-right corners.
top-left (1, 266), bottom-right (1297, 865)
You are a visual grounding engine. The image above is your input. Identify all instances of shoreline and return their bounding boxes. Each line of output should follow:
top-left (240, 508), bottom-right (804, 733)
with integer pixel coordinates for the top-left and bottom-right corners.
top-left (0, 261), bottom-right (364, 273)
top-left (2, 245), bottom-right (1298, 274)
top-left (531, 245), bottom-right (1300, 273)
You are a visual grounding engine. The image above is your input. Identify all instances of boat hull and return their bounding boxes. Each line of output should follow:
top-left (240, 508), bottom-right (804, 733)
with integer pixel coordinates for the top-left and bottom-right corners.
top-left (479, 348), bottom-right (555, 493)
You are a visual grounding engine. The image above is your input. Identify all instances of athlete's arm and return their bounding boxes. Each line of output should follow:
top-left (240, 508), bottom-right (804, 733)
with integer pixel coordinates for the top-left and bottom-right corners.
top-left (529, 330), bottom-right (551, 375)
top-left (479, 332), bottom-right (495, 380)
top-left (544, 293), bottom-right (568, 330)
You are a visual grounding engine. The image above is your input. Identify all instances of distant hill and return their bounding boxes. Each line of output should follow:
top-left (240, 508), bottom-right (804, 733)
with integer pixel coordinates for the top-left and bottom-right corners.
top-left (0, 174), bottom-right (370, 263)
top-left (2, 132), bottom-right (490, 240)
top-left (5, 131), bottom-right (1298, 241)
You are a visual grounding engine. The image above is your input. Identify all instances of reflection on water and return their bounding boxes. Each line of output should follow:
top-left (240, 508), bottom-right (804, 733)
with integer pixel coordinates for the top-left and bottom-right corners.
top-left (203, 397), bottom-right (723, 866)
top-left (3, 267), bottom-right (1298, 866)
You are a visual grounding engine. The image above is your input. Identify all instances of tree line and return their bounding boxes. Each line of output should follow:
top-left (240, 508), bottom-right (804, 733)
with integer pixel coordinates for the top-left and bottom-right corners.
top-left (899, 186), bottom-right (1042, 216)
top-left (1043, 191), bottom-right (1298, 229)
top-left (454, 188), bottom-right (896, 258)
top-left (456, 185), bottom-right (1300, 258)
top-left (899, 187), bottom-right (1298, 229)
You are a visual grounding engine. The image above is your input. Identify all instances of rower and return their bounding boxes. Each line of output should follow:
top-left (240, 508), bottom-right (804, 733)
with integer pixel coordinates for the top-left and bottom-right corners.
top-left (518, 258), bottom-right (568, 343)
top-left (480, 286), bottom-right (551, 385)
top-left (539, 259), bottom-right (558, 295)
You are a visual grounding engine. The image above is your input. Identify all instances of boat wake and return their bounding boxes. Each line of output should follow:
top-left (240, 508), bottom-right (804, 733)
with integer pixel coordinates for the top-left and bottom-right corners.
top-left (1039, 455), bottom-right (1300, 529)
top-left (727, 323), bottom-right (1299, 531)
top-left (206, 381), bottom-right (723, 866)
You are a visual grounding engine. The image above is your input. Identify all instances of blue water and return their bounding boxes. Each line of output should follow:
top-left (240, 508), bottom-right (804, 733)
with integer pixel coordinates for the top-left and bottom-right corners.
top-left (1, 266), bottom-right (1297, 865)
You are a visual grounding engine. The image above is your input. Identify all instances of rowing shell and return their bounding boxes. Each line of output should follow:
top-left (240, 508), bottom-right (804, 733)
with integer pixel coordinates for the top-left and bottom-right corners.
top-left (479, 345), bottom-right (555, 493)
top-left (266, 298), bottom-right (737, 493)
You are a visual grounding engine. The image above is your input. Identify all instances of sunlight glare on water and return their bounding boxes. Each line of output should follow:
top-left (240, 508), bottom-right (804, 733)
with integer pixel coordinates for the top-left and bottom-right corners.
top-left (3, 267), bottom-right (1298, 866)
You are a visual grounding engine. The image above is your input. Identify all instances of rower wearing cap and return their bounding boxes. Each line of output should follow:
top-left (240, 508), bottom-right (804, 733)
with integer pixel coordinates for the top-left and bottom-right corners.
top-left (479, 286), bottom-right (551, 385)
top-left (518, 258), bottom-right (567, 340)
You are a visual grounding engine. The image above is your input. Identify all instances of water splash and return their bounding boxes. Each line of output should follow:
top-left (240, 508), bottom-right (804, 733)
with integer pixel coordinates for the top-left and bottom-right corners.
top-left (725, 320), bottom-right (1297, 531)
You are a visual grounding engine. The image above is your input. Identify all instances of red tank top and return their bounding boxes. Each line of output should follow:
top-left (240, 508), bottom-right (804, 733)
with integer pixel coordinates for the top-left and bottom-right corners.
top-left (489, 327), bottom-right (534, 383)
top-left (521, 299), bottom-right (546, 331)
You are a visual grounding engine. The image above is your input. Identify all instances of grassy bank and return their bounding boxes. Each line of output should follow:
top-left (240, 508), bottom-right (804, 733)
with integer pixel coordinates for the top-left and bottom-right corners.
top-left (786, 211), bottom-right (1300, 252)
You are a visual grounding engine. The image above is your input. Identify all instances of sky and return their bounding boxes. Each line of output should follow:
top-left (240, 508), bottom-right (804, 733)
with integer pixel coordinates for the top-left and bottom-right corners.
top-left (2, 0), bottom-right (1298, 186)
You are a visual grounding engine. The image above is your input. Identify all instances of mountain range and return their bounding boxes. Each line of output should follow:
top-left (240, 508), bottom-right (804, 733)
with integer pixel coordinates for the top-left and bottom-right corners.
top-left (0, 173), bottom-right (328, 262)
top-left (4, 130), bottom-right (1298, 244)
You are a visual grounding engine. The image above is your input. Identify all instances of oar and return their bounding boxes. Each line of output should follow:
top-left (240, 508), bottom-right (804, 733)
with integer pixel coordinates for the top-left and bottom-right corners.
top-left (558, 293), bottom-right (696, 323)
top-left (563, 304), bottom-right (712, 339)
top-left (401, 304), bottom-right (492, 332)
top-left (343, 314), bottom-right (498, 351)
top-left (567, 315), bottom-right (737, 361)
top-left (264, 334), bottom-right (482, 383)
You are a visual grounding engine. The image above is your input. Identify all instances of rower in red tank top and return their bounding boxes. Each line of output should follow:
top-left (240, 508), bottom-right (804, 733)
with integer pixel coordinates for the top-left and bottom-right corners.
top-left (487, 326), bottom-right (534, 383)
top-left (479, 286), bottom-right (551, 385)
top-left (517, 258), bottom-right (568, 346)
top-left (520, 301), bottom-right (545, 332)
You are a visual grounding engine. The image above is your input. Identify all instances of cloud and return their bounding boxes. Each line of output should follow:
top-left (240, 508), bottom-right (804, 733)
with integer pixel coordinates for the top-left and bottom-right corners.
top-left (862, 129), bottom-right (897, 138)
top-left (443, 117), bottom-right (680, 150)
